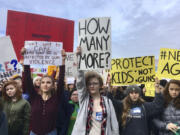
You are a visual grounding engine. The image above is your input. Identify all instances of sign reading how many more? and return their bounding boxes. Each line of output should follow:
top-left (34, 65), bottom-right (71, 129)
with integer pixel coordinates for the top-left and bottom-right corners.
top-left (78, 17), bottom-right (111, 70)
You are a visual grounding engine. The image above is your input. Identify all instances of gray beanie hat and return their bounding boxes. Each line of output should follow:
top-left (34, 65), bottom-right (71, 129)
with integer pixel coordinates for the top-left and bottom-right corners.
top-left (126, 85), bottom-right (141, 95)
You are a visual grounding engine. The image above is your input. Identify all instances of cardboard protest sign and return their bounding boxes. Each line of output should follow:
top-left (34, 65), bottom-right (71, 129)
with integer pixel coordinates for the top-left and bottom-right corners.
top-left (0, 36), bottom-right (22, 82)
top-left (6, 10), bottom-right (74, 60)
top-left (157, 48), bottom-right (180, 80)
top-left (23, 41), bottom-right (63, 65)
top-left (65, 52), bottom-right (77, 77)
top-left (145, 83), bottom-right (155, 97)
top-left (111, 56), bottom-right (155, 86)
top-left (78, 17), bottom-right (111, 70)
top-left (0, 69), bottom-right (21, 84)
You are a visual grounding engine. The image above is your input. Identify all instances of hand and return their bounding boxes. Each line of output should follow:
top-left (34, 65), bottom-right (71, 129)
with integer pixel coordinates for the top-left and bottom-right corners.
top-left (19, 59), bottom-right (24, 65)
top-left (20, 47), bottom-right (26, 56)
top-left (76, 46), bottom-right (81, 56)
top-left (154, 77), bottom-right (160, 93)
top-left (143, 87), bottom-right (146, 94)
top-left (166, 123), bottom-right (179, 133)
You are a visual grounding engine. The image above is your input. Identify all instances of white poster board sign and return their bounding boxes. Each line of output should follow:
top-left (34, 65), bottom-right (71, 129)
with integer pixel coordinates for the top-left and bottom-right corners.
top-left (0, 36), bottom-right (21, 82)
top-left (24, 41), bottom-right (63, 66)
top-left (78, 17), bottom-right (111, 70)
top-left (65, 52), bottom-right (77, 77)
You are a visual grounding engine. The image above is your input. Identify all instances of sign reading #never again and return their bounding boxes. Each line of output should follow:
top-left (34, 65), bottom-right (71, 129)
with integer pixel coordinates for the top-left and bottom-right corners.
top-left (78, 17), bottom-right (111, 70)
top-left (24, 41), bottom-right (63, 65)
top-left (157, 48), bottom-right (180, 80)
top-left (111, 56), bottom-right (155, 86)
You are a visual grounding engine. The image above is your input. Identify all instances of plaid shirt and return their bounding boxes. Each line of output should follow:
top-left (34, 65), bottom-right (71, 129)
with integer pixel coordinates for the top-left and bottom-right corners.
top-left (86, 96), bottom-right (107, 135)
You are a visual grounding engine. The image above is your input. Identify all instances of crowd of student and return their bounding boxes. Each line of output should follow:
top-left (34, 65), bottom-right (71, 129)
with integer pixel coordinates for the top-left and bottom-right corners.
top-left (0, 46), bottom-right (180, 135)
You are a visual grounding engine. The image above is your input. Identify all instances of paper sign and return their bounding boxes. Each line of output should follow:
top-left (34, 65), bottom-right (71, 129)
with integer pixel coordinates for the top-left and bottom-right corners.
top-left (111, 56), bottom-right (155, 86)
top-left (78, 17), bottom-right (111, 70)
top-left (24, 41), bottom-right (62, 65)
top-left (65, 52), bottom-right (77, 77)
top-left (145, 83), bottom-right (155, 97)
top-left (157, 48), bottom-right (180, 80)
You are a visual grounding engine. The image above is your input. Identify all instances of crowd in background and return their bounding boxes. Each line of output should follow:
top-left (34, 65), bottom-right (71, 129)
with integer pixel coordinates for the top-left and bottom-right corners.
top-left (0, 46), bottom-right (180, 135)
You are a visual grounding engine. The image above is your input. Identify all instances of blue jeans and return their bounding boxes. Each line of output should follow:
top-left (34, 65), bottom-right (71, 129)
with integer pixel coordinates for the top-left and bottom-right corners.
top-left (30, 129), bottom-right (57, 135)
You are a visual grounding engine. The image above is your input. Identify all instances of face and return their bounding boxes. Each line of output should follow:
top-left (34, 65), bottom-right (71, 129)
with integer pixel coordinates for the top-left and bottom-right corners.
top-left (71, 91), bottom-right (78, 103)
top-left (6, 84), bottom-right (17, 98)
top-left (168, 83), bottom-right (180, 99)
top-left (129, 92), bottom-right (140, 102)
top-left (35, 78), bottom-right (41, 87)
top-left (87, 77), bottom-right (100, 95)
top-left (40, 77), bottom-right (53, 93)
top-left (68, 84), bottom-right (74, 90)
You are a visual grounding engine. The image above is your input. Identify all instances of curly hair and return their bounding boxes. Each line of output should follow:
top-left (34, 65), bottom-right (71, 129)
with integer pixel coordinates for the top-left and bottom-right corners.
top-left (2, 80), bottom-right (22, 101)
top-left (85, 71), bottom-right (103, 89)
top-left (121, 95), bottom-right (144, 127)
top-left (163, 79), bottom-right (180, 109)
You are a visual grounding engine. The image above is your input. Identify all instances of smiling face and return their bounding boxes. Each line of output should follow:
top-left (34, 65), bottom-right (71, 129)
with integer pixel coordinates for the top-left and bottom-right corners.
top-left (87, 77), bottom-right (100, 96)
top-left (168, 83), bottom-right (180, 99)
top-left (5, 84), bottom-right (17, 98)
top-left (40, 77), bottom-right (54, 93)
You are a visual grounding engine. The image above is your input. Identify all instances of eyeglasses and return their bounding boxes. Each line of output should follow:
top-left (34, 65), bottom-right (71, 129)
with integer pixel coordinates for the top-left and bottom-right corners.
top-left (87, 82), bottom-right (99, 87)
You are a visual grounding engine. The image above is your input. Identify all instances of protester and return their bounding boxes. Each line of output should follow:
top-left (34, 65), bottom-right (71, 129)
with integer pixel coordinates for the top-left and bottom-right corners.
top-left (21, 47), bottom-right (66, 135)
top-left (66, 77), bottom-right (76, 92)
top-left (71, 46), bottom-right (119, 135)
top-left (153, 79), bottom-right (180, 135)
top-left (0, 99), bottom-right (8, 135)
top-left (159, 79), bottom-right (168, 93)
top-left (11, 74), bottom-right (29, 100)
top-left (67, 88), bottom-right (79, 135)
top-left (33, 76), bottom-right (42, 93)
top-left (110, 78), bottom-right (164, 135)
top-left (2, 80), bottom-right (31, 135)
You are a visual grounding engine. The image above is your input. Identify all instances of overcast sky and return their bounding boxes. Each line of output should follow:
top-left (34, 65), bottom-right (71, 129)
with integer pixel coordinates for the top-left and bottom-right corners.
top-left (0, 0), bottom-right (180, 59)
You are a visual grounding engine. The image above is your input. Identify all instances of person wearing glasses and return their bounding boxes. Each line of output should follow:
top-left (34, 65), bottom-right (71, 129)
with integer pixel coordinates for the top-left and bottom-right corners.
top-left (71, 47), bottom-right (119, 135)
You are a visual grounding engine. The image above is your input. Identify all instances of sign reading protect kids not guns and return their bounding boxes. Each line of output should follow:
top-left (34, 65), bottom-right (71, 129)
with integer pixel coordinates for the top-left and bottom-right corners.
top-left (111, 56), bottom-right (155, 86)
top-left (78, 17), bottom-right (111, 70)
top-left (24, 41), bottom-right (63, 65)
top-left (157, 48), bottom-right (180, 80)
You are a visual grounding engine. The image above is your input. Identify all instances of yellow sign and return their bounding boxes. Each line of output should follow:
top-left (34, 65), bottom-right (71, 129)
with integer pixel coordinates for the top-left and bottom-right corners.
top-left (47, 65), bottom-right (57, 76)
top-left (145, 83), bottom-right (155, 97)
top-left (157, 48), bottom-right (180, 80)
top-left (111, 56), bottom-right (155, 86)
